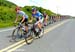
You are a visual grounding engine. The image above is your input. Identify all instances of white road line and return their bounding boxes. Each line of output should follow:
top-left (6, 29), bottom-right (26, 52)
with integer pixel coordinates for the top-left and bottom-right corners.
top-left (0, 28), bottom-right (15, 33)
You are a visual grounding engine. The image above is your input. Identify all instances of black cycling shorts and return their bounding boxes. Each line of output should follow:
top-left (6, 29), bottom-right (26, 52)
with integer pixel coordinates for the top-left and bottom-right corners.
top-left (36, 18), bottom-right (39, 21)
top-left (20, 18), bottom-right (28, 26)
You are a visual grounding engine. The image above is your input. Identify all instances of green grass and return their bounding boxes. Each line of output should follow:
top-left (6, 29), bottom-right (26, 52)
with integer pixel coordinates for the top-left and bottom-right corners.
top-left (0, 22), bottom-right (13, 28)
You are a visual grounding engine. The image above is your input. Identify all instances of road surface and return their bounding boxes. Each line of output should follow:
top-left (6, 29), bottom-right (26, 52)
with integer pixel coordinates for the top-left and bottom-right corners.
top-left (0, 19), bottom-right (75, 52)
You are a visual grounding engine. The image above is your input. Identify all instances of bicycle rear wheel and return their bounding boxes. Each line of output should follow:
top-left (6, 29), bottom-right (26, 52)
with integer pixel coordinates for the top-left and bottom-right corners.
top-left (23, 30), bottom-right (34, 44)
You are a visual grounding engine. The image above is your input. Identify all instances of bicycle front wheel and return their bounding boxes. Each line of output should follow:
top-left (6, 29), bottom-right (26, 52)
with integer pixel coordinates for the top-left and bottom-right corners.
top-left (11, 27), bottom-right (23, 41)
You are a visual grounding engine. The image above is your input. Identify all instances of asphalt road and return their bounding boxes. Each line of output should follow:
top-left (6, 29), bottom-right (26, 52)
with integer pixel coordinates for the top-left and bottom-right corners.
top-left (0, 19), bottom-right (75, 52)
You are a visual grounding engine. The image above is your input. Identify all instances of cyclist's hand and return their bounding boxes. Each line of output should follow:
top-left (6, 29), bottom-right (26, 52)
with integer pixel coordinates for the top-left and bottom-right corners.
top-left (19, 22), bottom-right (22, 25)
top-left (29, 20), bottom-right (32, 23)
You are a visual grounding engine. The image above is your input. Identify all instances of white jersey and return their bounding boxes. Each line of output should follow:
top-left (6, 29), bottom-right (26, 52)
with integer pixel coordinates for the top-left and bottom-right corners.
top-left (17, 11), bottom-right (28, 19)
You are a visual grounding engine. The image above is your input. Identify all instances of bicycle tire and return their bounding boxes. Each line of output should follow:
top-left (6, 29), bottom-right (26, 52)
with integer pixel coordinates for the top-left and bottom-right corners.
top-left (23, 30), bottom-right (34, 44)
top-left (11, 28), bottom-right (17, 41)
top-left (11, 27), bottom-right (23, 41)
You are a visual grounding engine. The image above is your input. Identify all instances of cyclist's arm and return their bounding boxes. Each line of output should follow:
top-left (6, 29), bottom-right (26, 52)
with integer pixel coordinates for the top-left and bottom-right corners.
top-left (31, 16), bottom-right (36, 21)
top-left (15, 15), bottom-right (18, 23)
top-left (29, 16), bottom-right (33, 22)
top-left (46, 15), bottom-right (48, 19)
top-left (21, 15), bottom-right (25, 23)
top-left (31, 16), bottom-right (37, 23)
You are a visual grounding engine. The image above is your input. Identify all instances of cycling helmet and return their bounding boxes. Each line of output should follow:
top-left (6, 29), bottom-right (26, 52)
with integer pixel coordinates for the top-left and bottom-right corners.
top-left (32, 7), bottom-right (37, 12)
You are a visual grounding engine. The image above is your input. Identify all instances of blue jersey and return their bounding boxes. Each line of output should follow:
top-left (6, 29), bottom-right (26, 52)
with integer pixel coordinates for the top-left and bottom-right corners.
top-left (17, 11), bottom-right (28, 19)
top-left (32, 11), bottom-right (43, 19)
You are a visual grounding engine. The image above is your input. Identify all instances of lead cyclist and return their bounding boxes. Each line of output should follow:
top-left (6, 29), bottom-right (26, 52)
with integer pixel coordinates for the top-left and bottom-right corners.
top-left (14, 6), bottom-right (29, 33)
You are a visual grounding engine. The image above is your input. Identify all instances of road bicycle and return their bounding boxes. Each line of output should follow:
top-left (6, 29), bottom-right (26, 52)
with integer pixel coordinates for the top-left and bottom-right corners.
top-left (11, 22), bottom-right (33, 44)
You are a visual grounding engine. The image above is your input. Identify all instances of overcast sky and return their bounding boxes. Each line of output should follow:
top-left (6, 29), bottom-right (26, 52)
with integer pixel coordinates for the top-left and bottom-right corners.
top-left (8, 0), bottom-right (75, 16)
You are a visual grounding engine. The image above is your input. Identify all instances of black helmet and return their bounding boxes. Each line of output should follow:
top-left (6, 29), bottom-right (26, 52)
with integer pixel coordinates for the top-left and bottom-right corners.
top-left (32, 7), bottom-right (37, 12)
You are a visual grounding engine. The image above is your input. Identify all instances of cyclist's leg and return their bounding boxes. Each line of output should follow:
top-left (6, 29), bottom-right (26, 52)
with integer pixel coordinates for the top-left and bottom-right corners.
top-left (19, 18), bottom-right (28, 32)
top-left (40, 18), bottom-right (44, 27)
top-left (34, 18), bottom-right (43, 31)
top-left (44, 17), bottom-right (47, 25)
top-left (37, 18), bottom-right (44, 31)
top-left (37, 22), bottom-right (42, 30)
top-left (34, 18), bottom-right (40, 31)
top-left (24, 18), bottom-right (28, 32)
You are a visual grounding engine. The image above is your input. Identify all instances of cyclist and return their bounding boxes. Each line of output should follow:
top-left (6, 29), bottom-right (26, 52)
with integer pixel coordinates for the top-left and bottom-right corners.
top-left (31, 7), bottom-right (44, 33)
top-left (43, 11), bottom-right (48, 26)
top-left (15, 6), bottom-right (29, 32)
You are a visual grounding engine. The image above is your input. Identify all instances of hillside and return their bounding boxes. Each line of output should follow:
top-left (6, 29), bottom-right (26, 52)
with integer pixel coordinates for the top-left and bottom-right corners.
top-left (0, 0), bottom-right (55, 28)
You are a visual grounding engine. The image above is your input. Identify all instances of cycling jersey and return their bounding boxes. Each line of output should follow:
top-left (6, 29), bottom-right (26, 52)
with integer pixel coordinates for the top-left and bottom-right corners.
top-left (32, 11), bottom-right (44, 25)
top-left (32, 11), bottom-right (43, 19)
top-left (17, 11), bottom-right (28, 19)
